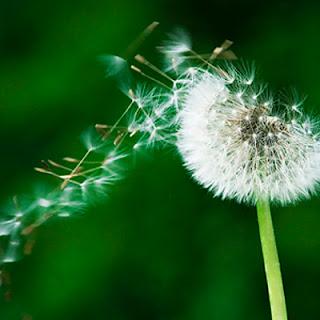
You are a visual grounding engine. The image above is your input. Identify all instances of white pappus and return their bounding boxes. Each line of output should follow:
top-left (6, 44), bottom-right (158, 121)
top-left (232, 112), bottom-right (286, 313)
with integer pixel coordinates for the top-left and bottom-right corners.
top-left (176, 68), bottom-right (320, 205)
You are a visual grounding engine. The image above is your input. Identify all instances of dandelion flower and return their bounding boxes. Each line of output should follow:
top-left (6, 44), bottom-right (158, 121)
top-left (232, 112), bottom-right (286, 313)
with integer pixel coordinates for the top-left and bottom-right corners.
top-left (176, 68), bottom-right (320, 205)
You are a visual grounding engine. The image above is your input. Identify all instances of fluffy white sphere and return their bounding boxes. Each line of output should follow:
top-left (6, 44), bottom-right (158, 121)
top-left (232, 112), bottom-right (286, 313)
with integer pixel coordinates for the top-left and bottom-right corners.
top-left (177, 69), bottom-right (320, 205)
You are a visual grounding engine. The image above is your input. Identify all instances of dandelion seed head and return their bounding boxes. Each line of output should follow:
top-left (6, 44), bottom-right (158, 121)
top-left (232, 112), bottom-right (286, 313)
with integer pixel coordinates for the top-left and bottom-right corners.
top-left (177, 67), bottom-right (320, 205)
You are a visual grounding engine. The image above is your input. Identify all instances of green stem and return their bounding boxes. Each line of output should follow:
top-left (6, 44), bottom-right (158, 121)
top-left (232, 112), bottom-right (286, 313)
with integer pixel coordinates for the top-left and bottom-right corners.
top-left (256, 199), bottom-right (288, 320)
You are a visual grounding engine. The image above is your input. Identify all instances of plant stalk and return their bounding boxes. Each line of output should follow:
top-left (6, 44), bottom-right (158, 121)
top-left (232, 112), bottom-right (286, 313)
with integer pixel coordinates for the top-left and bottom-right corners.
top-left (256, 199), bottom-right (288, 320)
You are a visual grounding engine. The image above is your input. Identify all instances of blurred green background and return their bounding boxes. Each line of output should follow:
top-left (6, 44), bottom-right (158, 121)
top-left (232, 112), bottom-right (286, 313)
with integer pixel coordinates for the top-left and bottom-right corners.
top-left (1, 0), bottom-right (320, 319)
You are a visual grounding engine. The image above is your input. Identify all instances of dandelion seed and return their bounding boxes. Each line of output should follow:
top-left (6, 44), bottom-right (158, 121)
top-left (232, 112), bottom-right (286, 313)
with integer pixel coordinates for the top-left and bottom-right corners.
top-left (38, 198), bottom-right (52, 208)
top-left (1, 220), bottom-right (22, 263)
top-left (0, 220), bottom-right (17, 236)
top-left (133, 143), bottom-right (141, 150)
top-left (161, 28), bottom-right (192, 55)
top-left (81, 127), bottom-right (104, 152)
top-left (99, 55), bottom-right (133, 94)
top-left (15, 211), bottom-right (23, 218)
top-left (159, 29), bottom-right (192, 73)
top-left (57, 212), bottom-right (71, 218)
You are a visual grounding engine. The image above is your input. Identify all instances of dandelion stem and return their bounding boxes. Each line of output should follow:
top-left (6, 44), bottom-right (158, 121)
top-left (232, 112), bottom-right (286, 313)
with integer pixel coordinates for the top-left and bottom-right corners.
top-left (256, 199), bottom-right (288, 320)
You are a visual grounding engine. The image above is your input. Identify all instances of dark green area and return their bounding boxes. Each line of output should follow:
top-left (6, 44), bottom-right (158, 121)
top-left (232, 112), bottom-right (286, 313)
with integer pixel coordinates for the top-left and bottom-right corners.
top-left (1, 0), bottom-right (320, 319)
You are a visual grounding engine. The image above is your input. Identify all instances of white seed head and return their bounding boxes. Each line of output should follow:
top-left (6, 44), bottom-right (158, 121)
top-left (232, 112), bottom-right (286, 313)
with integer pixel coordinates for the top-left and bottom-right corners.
top-left (177, 68), bottom-right (320, 205)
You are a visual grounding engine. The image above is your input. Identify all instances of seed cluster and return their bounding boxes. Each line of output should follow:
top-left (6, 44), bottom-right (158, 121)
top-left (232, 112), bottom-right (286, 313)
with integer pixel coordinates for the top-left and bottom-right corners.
top-left (231, 106), bottom-right (289, 150)
top-left (178, 69), bottom-right (320, 204)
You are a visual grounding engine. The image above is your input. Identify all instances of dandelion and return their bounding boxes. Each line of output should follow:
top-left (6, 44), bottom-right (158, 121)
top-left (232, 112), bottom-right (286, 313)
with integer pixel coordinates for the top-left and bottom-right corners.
top-left (177, 68), bottom-right (320, 205)
top-left (1, 23), bottom-right (319, 320)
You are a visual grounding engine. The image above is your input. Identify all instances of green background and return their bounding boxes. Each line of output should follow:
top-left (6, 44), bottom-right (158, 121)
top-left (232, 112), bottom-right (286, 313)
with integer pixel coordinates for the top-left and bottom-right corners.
top-left (1, 0), bottom-right (320, 319)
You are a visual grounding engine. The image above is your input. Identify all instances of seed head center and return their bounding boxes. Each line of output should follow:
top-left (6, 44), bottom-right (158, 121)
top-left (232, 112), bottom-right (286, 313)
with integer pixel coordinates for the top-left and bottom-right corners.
top-left (237, 106), bottom-right (288, 149)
